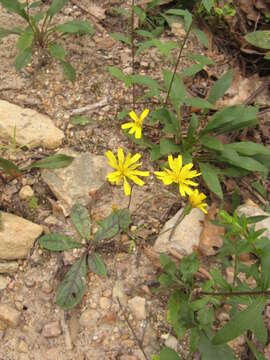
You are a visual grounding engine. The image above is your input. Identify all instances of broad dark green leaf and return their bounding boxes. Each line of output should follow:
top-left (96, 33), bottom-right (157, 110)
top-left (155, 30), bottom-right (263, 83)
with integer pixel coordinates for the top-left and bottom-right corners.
top-left (55, 20), bottom-right (94, 35)
top-left (15, 48), bottom-right (32, 70)
top-left (220, 148), bottom-right (267, 173)
top-left (0, 156), bottom-right (21, 176)
top-left (117, 208), bottom-right (131, 231)
top-left (160, 138), bottom-right (181, 155)
top-left (180, 63), bottom-right (205, 78)
top-left (0, 0), bottom-right (28, 20)
top-left (160, 347), bottom-right (182, 360)
top-left (200, 135), bottom-right (224, 152)
top-left (56, 255), bottom-right (87, 310)
top-left (150, 144), bottom-right (162, 161)
top-left (48, 42), bottom-right (66, 61)
top-left (180, 253), bottom-right (199, 282)
top-left (193, 27), bottom-right (209, 48)
top-left (187, 114), bottom-right (199, 141)
top-left (213, 298), bottom-right (267, 345)
top-left (245, 31), bottom-right (270, 50)
top-left (208, 70), bottom-right (233, 104)
top-left (39, 233), bottom-right (83, 251)
top-left (188, 53), bottom-right (214, 66)
top-left (17, 31), bottom-right (34, 51)
top-left (71, 204), bottom-right (91, 241)
top-left (199, 162), bottom-right (223, 199)
top-left (88, 253), bottom-right (107, 277)
top-left (226, 142), bottom-right (270, 157)
top-left (0, 27), bottom-right (23, 38)
top-left (48, 0), bottom-right (68, 17)
top-left (30, 154), bottom-right (74, 169)
top-left (108, 66), bottom-right (132, 87)
top-left (70, 115), bottom-right (93, 126)
top-left (168, 291), bottom-right (190, 340)
top-left (203, 106), bottom-right (258, 134)
top-left (60, 61), bottom-right (76, 83)
top-left (163, 69), bottom-right (186, 112)
top-left (110, 32), bottom-right (131, 45)
top-left (185, 97), bottom-right (213, 109)
top-left (93, 212), bottom-right (120, 242)
top-left (198, 332), bottom-right (237, 360)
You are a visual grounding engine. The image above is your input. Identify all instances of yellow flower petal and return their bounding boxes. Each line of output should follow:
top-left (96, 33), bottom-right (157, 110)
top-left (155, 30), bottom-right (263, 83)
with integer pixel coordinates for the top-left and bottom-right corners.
top-left (123, 177), bottom-right (131, 196)
top-left (135, 127), bottom-right (142, 139)
top-left (139, 108), bottom-right (149, 122)
top-left (129, 111), bottom-right (139, 123)
top-left (117, 148), bottom-right (124, 166)
top-left (105, 151), bottom-right (118, 169)
top-left (121, 122), bottom-right (134, 129)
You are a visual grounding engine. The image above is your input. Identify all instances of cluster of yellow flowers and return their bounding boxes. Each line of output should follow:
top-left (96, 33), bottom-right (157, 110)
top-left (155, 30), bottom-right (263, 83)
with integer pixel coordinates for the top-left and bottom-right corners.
top-left (105, 110), bottom-right (208, 214)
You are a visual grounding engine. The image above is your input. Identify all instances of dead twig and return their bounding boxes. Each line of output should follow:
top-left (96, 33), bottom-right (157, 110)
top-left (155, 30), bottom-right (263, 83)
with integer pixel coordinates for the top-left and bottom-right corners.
top-left (70, 97), bottom-right (108, 115)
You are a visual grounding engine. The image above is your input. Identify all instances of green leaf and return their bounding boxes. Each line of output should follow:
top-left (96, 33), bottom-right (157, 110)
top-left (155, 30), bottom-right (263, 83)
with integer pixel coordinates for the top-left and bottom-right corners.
top-left (187, 114), bottom-right (199, 141)
top-left (198, 332), bottom-right (237, 360)
top-left (199, 162), bottom-right (223, 199)
top-left (246, 338), bottom-right (267, 360)
top-left (213, 298), bottom-right (267, 345)
top-left (225, 142), bottom-right (270, 157)
top-left (15, 48), bottom-right (32, 71)
top-left (134, 5), bottom-right (146, 23)
top-left (185, 97), bottom-right (213, 109)
top-left (197, 307), bottom-right (214, 326)
top-left (110, 32), bottom-right (131, 45)
top-left (30, 154), bottom-right (74, 169)
top-left (60, 61), bottom-right (76, 83)
top-left (204, 106), bottom-right (258, 134)
top-left (88, 253), bottom-right (107, 277)
top-left (108, 66), bottom-right (132, 87)
top-left (0, 156), bottom-right (21, 176)
top-left (192, 27), bottom-right (209, 48)
top-left (150, 144), bottom-right (162, 161)
top-left (70, 115), bottom-right (93, 126)
top-left (55, 20), bottom-right (94, 35)
top-left (220, 148), bottom-right (267, 173)
top-left (245, 31), bottom-right (270, 50)
top-left (160, 347), bottom-right (182, 360)
top-left (168, 291), bottom-right (190, 339)
top-left (180, 63), bottom-right (205, 78)
top-left (208, 70), bottom-right (233, 104)
top-left (163, 69), bottom-right (186, 112)
top-left (200, 135), bottom-right (224, 152)
top-left (202, 0), bottom-right (214, 12)
top-left (39, 233), bottom-right (83, 251)
top-left (166, 9), bottom-right (192, 31)
top-left (48, 42), bottom-right (66, 61)
top-left (188, 53), bottom-right (214, 66)
top-left (71, 204), bottom-right (91, 241)
top-left (0, 0), bottom-right (28, 20)
top-left (160, 138), bottom-right (181, 155)
top-left (17, 31), bottom-right (34, 51)
top-left (56, 255), bottom-right (87, 310)
top-left (180, 253), bottom-right (199, 282)
top-left (29, 1), bottom-right (42, 9)
top-left (0, 27), bottom-right (23, 38)
top-left (48, 0), bottom-right (68, 17)
top-left (252, 181), bottom-right (267, 198)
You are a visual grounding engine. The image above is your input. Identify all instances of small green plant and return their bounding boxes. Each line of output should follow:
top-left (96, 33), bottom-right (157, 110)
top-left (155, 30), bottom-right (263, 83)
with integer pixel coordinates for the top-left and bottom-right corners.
top-left (0, 153), bottom-right (74, 177)
top-left (0, 0), bottom-right (94, 81)
top-left (156, 209), bottom-right (270, 359)
top-left (39, 204), bottom-right (131, 309)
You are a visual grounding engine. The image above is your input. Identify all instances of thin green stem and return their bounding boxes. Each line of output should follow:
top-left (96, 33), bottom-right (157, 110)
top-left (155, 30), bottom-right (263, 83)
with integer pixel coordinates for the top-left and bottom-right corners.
top-left (130, 0), bottom-right (136, 109)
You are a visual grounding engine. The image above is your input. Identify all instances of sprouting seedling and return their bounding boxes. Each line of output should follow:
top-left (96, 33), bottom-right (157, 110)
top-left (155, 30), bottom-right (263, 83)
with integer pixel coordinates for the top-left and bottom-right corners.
top-left (39, 204), bottom-right (131, 310)
top-left (0, 0), bottom-right (95, 82)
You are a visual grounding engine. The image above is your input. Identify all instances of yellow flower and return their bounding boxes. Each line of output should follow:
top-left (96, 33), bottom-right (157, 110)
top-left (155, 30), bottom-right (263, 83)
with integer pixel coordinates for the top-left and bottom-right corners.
top-left (105, 148), bottom-right (150, 196)
top-left (154, 154), bottom-right (201, 197)
top-left (121, 109), bottom-right (149, 139)
top-left (189, 189), bottom-right (208, 214)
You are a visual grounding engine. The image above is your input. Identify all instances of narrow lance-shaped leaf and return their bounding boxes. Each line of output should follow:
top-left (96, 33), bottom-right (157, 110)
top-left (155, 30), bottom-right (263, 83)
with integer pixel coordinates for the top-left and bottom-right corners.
top-left (88, 253), bottom-right (107, 277)
top-left (208, 70), bottom-right (233, 105)
top-left (15, 48), bottom-right (32, 71)
top-left (199, 162), bottom-right (223, 199)
top-left (39, 233), bottom-right (83, 251)
top-left (110, 32), bottom-right (131, 45)
top-left (48, 0), bottom-right (68, 17)
top-left (0, 157), bottom-right (21, 177)
top-left (71, 204), bottom-right (91, 241)
top-left (56, 254), bottom-right (87, 310)
top-left (17, 31), bottom-right (34, 51)
top-left (93, 212), bottom-right (120, 242)
top-left (29, 154), bottom-right (74, 169)
top-left (60, 61), bottom-right (76, 83)
top-left (55, 20), bottom-right (94, 35)
top-left (245, 31), bottom-right (270, 50)
top-left (160, 347), bottom-right (182, 360)
top-left (0, 27), bottom-right (23, 38)
top-left (48, 42), bottom-right (66, 61)
top-left (0, 0), bottom-right (28, 20)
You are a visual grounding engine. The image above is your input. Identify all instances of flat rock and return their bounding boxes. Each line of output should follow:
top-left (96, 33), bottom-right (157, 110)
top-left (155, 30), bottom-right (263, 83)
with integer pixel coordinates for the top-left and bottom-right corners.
top-left (42, 150), bottom-right (110, 210)
top-left (128, 296), bottom-right (146, 320)
top-left (42, 321), bottom-right (62, 338)
top-left (0, 304), bottom-right (20, 328)
top-left (237, 200), bottom-right (270, 237)
top-left (0, 212), bottom-right (43, 260)
top-left (0, 261), bottom-right (18, 273)
top-left (0, 276), bottom-right (9, 291)
top-left (0, 100), bottom-right (64, 149)
top-left (154, 208), bottom-right (205, 255)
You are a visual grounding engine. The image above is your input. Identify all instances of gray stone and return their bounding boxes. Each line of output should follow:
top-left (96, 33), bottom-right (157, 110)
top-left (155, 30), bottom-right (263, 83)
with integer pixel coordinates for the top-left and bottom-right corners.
top-left (0, 261), bottom-right (18, 273)
top-left (0, 304), bottom-right (21, 328)
top-left (0, 100), bottom-right (64, 149)
top-left (128, 296), bottom-right (146, 320)
top-left (154, 208), bottom-right (205, 255)
top-left (0, 212), bottom-right (43, 260)
top-left (0, 276), bottom-right (9, 291)
top-left (237, 201), bottom-right (270, 237)
top-left (42, 150), bottom-right (110, 210)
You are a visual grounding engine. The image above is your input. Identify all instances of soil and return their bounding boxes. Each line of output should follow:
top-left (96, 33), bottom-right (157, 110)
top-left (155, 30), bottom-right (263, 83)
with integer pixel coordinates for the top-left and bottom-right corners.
top-left (0, 1), bottom-right (270, 360)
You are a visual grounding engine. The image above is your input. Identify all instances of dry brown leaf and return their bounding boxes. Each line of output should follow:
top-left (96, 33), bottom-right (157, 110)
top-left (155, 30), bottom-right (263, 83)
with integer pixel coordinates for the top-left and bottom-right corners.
top-left (199, 204), bottom-right (224, 256)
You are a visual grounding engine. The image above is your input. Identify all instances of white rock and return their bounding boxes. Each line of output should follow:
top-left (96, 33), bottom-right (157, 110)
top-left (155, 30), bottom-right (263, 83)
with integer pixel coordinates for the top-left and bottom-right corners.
top-left (0, 100), bottom-right (64, 149)
top-left (165, 335), bottom-right (178, 351)
top-left (154, 208), bottom-right (205, 255)
top-left (128, 296), bottom-right (146, 320)
top-left (19, 185), bottom-right (34, 201)
top-left (42, 149), bottom-right (110, 210)
top-left (0, 304), bottom-right (21, 328)
top-left (0, 212), bottom-right (43, 260)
